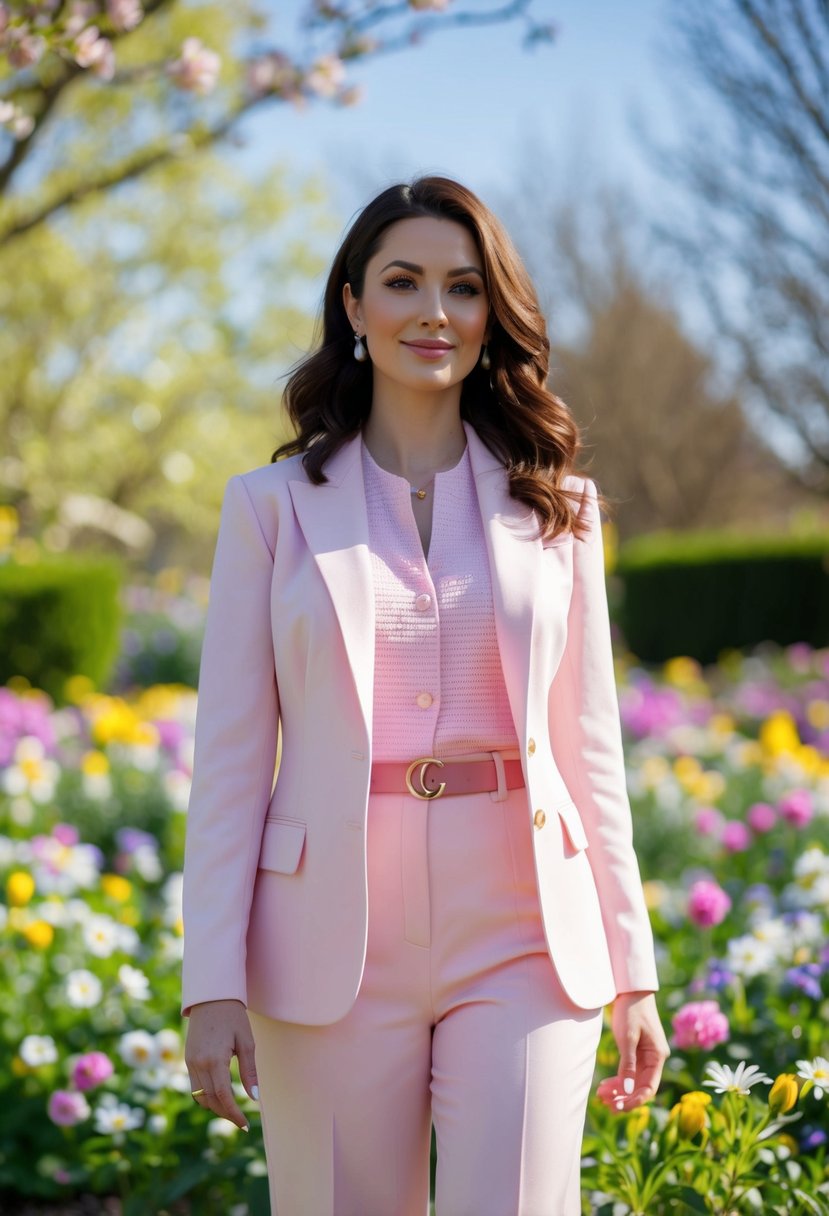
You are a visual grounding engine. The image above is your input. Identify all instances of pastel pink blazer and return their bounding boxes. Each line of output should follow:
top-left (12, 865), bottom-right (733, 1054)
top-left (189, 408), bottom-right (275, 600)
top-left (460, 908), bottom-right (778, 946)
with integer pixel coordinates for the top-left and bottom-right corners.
top-left (180, 419), bottom-right (660, 1024)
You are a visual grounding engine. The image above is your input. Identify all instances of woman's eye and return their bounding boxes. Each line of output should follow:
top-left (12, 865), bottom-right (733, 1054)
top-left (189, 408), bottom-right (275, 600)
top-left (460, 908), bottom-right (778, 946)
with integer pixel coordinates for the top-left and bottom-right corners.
top-left (384, 276), bottom-right (415, 289)
top-left (451, 281), bottom-right (480, 296)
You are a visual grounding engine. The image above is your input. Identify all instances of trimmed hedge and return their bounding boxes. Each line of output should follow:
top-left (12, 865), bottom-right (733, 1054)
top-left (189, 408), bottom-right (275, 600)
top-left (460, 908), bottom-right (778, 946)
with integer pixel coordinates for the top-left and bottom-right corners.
top-left (0, 556), bottom-right (123, 702)
top-left (616, 528), bottom-right (829, 664)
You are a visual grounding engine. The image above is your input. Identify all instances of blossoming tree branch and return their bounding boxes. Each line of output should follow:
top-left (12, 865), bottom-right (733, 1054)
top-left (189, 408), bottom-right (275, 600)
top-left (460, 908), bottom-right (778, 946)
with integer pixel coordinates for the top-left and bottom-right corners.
top-left (0, 0), bottom-right (555, 247)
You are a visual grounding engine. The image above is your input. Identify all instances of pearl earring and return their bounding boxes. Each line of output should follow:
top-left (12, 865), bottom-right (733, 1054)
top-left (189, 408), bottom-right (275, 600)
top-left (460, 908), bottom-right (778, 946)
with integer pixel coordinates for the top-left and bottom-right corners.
top-left (481, 344), bottom-right (491, 371)
top-left (354, 331), bottom-right (368, 363)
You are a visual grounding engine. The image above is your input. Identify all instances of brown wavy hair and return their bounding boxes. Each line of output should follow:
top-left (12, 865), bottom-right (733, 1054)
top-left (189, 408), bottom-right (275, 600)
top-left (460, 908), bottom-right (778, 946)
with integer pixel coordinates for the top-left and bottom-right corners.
top-left (271, 175), bottom-right (605, 542)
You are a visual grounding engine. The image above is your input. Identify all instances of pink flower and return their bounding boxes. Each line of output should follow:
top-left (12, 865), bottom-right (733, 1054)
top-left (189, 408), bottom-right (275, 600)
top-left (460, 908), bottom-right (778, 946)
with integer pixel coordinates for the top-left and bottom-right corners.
top-left (695, 806), bottom-right (724, 837)
top-left (779, 789), bottom-right (814, 828)
top-left (305, 53), bottom-right (345, 98)
top-left (6, 29), bottom-right (46, 68)
top-left (48, 1089), bottom-right (91, 1127)
top-left (168, 37), bottom-right (221, 95)
top-left (106, 0), bottom-right (143, 32)
top-left (53, 823), bottom-right (79, 847)
top-left (72, 1050), bottom-right (114, 1091)
top-left (721, 820), bottom-right (752, 853)
top-left (687, 879), bottom-right (731, 928)
top-left (72, 26), bottom-right (115, 80)
top-left (672, 999), bottom-right (730, 1051)
top-left (747, 802), bottom-right (777, 833)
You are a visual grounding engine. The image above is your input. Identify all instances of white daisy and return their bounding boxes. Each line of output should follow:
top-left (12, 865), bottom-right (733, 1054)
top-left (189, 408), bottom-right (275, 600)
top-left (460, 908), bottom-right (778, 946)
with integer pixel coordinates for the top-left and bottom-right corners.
top-left (93, 1093), bottom-right (145, 1134)
top-left (118, 1029), bottom-right (159, 1069)
top-left (66, 969), bottom-right (103, 1009)
top-left (83, 914), bottom-right (120, 958)
top-left (725, 933), bottom-right (777, 978)
top-left (19, 1034), bottom-right (58, 1066)
top-left (703, 1060), bottom-right (773, 1095)
top-left (795, 1057), bottom-right (829, 1100)
top-left (117, 964), bottom-right (150, 1001)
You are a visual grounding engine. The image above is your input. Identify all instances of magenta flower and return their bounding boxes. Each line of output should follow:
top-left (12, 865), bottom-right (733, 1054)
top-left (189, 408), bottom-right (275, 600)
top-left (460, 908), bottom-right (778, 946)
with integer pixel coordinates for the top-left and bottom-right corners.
top-left (72, 1051), bottom-right (114, 1091)
top-left (53, 823), bottom-right (80, 847)
top-left (695, 806), bottom-right (724, 837)
top-left (48, 1089), bottom-right (91, 1127)
top-left (746, 802), bottom-right (777, 833)
top-left (721, 820), bottom-right (752, 852)
top-left (779, 789), bottom-right (814, 828)
top-left (687, 879), bottom-right (731, 927)
top-left (672, 999), bottom-right (730, 1051)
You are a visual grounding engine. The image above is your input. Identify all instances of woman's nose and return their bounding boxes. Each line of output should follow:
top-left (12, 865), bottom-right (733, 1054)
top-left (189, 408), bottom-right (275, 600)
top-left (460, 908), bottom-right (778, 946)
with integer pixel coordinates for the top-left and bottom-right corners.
top-left (418, 290), bottom-right (448, 327)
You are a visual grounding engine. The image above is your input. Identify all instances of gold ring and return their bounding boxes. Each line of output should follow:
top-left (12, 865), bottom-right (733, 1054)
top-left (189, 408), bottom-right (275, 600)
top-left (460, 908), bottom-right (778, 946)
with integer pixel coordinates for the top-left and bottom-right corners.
top-left (191, 1088), bottom-right (206, 1097)
top-left (405, 757), bottom-right (446, 800)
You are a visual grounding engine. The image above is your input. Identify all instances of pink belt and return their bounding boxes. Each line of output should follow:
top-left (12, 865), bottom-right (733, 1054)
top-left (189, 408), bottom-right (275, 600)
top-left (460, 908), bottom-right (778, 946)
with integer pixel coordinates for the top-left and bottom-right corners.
top-left (370, 754), bottom-right (526, 801)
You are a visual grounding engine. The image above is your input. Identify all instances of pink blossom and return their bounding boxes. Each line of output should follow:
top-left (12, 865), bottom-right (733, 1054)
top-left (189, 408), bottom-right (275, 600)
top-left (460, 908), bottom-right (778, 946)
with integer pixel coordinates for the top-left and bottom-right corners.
top-left (305, 53), bottom-right (346, 98)
top-left (747, 802), bottom-right (777, 833)
top-left (779, 789), bottom-right (814, 828)
top-left (695, 806), bottom-right (724, 837)
top-left (6, 29), bottom-right (46, 68)
top-left (671, 999), bottom-right (730, 1051)
top-left (721, 820), bottom-right (752, 852)
top-left (246, 51), bottom-right (297, 98)
top-left (168, 37), bottom-right (221, 95)
top-left (48, 1089), bottom-right (91, 1127)
top-left (687, 879), bottom-right (731, 928)
top-left (72, 1050), bottom-right (114, 1091)
top-left (53, 823), bottom-right (80, 847)
top-left (106, 0), bottom-right (143, 32)
top-left (73, 25), bottom-right (115, 79)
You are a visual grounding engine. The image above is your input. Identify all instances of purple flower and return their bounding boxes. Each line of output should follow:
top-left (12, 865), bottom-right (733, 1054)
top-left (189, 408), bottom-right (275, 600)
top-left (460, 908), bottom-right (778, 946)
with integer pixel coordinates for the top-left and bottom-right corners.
top-left (705, 960), bottom-right (736, 991)
top-left (688, 879), bottom-right (731, 927)
top-left (779, 789), bottom-right (814, 828)
top-left (48, 1089), bottom-right (91, 1127)
top-left (746, 802), bottom-right (776, 833)
top-left (115, 827), bottom-right (158, 854)
top-left (801, 1126), bottom-right (828, 1150)
top-left (672, 999), bottom-right (730, 1051)
top-left (72, 1051), bottom-right (114, 1091)
top-left (154, 719), bottom-right (184, 752)
top-left (721, 820), bottom-right (752, 853)
top-left (783, 964), bottom-right (823, 1002)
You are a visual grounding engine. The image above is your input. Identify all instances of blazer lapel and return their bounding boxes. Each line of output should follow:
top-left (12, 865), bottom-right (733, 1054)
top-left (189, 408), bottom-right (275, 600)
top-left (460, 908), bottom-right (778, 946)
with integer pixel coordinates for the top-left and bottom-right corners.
top-left (287, 434), bottom-right (376, 738)
top-left (463, 420), bottom-right (543, 748)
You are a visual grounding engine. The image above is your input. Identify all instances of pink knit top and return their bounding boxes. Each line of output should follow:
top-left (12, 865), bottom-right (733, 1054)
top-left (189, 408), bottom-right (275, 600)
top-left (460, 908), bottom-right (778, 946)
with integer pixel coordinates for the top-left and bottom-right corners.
top-left (361, 430), bottom-right (519, 762)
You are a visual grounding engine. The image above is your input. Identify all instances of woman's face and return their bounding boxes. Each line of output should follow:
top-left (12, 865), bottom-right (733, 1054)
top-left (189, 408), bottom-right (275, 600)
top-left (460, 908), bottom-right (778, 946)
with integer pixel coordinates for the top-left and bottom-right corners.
top-left (342, 216), bottom-right (490, 396)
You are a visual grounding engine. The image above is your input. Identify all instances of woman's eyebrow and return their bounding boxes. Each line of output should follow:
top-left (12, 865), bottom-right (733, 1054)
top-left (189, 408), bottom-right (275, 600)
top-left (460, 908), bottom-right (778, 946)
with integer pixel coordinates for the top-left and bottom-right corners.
top-left (378, 259), bottom-right (484, 279)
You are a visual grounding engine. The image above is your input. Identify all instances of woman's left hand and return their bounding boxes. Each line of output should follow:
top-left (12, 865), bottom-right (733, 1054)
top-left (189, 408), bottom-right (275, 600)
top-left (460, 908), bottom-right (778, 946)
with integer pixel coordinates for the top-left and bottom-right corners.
top-left (595, 991), bottom-right (671, 1113)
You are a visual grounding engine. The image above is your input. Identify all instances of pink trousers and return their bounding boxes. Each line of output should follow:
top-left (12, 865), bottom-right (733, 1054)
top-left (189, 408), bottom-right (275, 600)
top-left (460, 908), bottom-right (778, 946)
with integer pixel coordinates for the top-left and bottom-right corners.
top-left (248, 763), bottom-right (604, 1216)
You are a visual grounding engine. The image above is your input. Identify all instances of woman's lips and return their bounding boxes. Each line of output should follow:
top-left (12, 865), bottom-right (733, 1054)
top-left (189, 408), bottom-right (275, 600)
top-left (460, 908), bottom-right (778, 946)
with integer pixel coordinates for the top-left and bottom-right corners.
top-left (402, 342), bottom-right (455, 360)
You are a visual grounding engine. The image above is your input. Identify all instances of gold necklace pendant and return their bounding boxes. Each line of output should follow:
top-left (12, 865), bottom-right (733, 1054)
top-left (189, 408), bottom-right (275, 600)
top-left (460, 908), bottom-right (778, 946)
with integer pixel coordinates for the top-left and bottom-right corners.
top-left (415, 488), bottom-right (427, 500)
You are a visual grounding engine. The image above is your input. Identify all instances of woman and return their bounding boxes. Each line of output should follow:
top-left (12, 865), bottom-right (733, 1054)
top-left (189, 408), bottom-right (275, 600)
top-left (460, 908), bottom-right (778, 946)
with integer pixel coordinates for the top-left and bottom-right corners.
top-left (181, 175), bottom-right (670, 1215)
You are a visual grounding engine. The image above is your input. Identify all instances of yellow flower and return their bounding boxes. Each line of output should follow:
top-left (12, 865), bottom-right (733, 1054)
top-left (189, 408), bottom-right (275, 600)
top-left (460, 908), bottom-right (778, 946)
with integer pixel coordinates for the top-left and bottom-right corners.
top-left (768, 1074), bottom-right (799, 1114)
top-left (23, 920), bottom-right (54, 949)
top-left (0, 504), bottom-right (18, 551)
top-left (806, 699), bottom-right (829, 730)
top-left (11, 1055), bottom-right (29, 1077)
top-left (776, 1133), bottom-right (799, 1156)
top-left (64, 674), bottom-right (96, 705)
top-left (663, 656), bottom-right (703, 687)
top-left (100, 874), bottom-right (132, 902)
top-left (81, 750), bottom-right (110, 777)
top-left (626, 1105), bottom-right (650, 1136)
top-left (173, 915), bottom-right (184, 937)
top-left (6, 871), bottom-right (35, 906)
top-left (118, 907), bottom-right (140, 927)
top-left (642, 880), bottom-right (667, 911)
top-left (760, 711), bottom-right (800, 757)
top-left (708, 713), bottom-right (736, 736)
top-left (670, 1091), bottom-right (711, 1139)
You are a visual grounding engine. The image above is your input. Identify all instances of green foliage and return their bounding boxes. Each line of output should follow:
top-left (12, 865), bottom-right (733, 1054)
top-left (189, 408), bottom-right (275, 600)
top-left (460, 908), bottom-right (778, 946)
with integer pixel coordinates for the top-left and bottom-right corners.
top-left (617, 531), bottom-right (829, 663)
top-left (0, 556), bottom-right (122, 701)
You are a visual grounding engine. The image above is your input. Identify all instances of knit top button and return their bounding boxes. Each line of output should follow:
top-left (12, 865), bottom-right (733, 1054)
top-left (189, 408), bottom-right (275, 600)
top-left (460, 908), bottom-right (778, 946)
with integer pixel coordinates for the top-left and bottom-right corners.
top-left (414, 593), bottom-right (432, 612)
top-left (416, 692), bottom-right (434, 709)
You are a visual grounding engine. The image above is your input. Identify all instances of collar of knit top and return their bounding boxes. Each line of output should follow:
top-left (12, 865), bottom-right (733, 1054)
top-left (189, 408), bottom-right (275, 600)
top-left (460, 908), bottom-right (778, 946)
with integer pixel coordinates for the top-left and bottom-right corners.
top-left (360, 434), bottom-right (469, 492)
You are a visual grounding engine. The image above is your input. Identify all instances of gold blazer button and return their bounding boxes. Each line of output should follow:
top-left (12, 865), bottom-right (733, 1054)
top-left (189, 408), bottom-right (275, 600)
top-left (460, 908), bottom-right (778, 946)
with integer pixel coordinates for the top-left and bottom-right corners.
top-left (527, 738), bottom-right (536, 755)
top-left (533, 808), bottom-right (546, 829)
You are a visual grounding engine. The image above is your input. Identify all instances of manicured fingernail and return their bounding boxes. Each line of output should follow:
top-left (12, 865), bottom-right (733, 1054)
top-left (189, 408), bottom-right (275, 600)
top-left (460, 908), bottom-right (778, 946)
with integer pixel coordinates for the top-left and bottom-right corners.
top-left (242, 1124), bottom-right (250, 1133)
top-left (251, 1085), bottom-right (259, 1100)
top-left (623, 1077), bottom-right (634, 1094)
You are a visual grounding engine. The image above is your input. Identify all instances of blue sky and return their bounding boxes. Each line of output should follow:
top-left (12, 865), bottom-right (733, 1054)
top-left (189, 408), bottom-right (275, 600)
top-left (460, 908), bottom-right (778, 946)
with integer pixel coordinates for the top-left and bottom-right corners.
top-left (239, 0), bottom-right (681, 224)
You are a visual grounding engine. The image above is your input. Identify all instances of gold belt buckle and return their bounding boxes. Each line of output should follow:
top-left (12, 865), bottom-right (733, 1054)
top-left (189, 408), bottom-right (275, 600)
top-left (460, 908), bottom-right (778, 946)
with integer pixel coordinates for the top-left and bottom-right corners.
top-left (405, 756), bottom-right (446, 800)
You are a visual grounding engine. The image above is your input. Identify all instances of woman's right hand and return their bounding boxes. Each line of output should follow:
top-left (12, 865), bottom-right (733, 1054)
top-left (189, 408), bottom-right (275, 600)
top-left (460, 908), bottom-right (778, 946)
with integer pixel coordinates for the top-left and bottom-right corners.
top-left (184, 998), bottom-right (259, 1131)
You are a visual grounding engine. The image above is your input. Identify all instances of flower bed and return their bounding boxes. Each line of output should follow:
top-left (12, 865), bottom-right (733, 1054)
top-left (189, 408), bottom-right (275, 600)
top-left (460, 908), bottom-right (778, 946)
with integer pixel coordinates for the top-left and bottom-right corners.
top-left (0, 641), bottom-right (827, 1213)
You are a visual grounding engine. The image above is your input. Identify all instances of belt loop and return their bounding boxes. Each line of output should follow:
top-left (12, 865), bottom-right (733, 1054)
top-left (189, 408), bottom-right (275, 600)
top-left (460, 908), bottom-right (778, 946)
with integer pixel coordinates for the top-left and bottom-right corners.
top-left (489, 750), bottom-right (508, 802)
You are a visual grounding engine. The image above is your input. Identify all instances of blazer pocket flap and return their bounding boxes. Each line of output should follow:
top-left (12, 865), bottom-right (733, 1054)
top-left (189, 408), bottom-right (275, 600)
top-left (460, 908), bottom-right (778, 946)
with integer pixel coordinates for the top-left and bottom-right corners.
top-left (556, 800), bottom-right (589, 853)
top-left (258, 818), bottom-right (306, 874)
